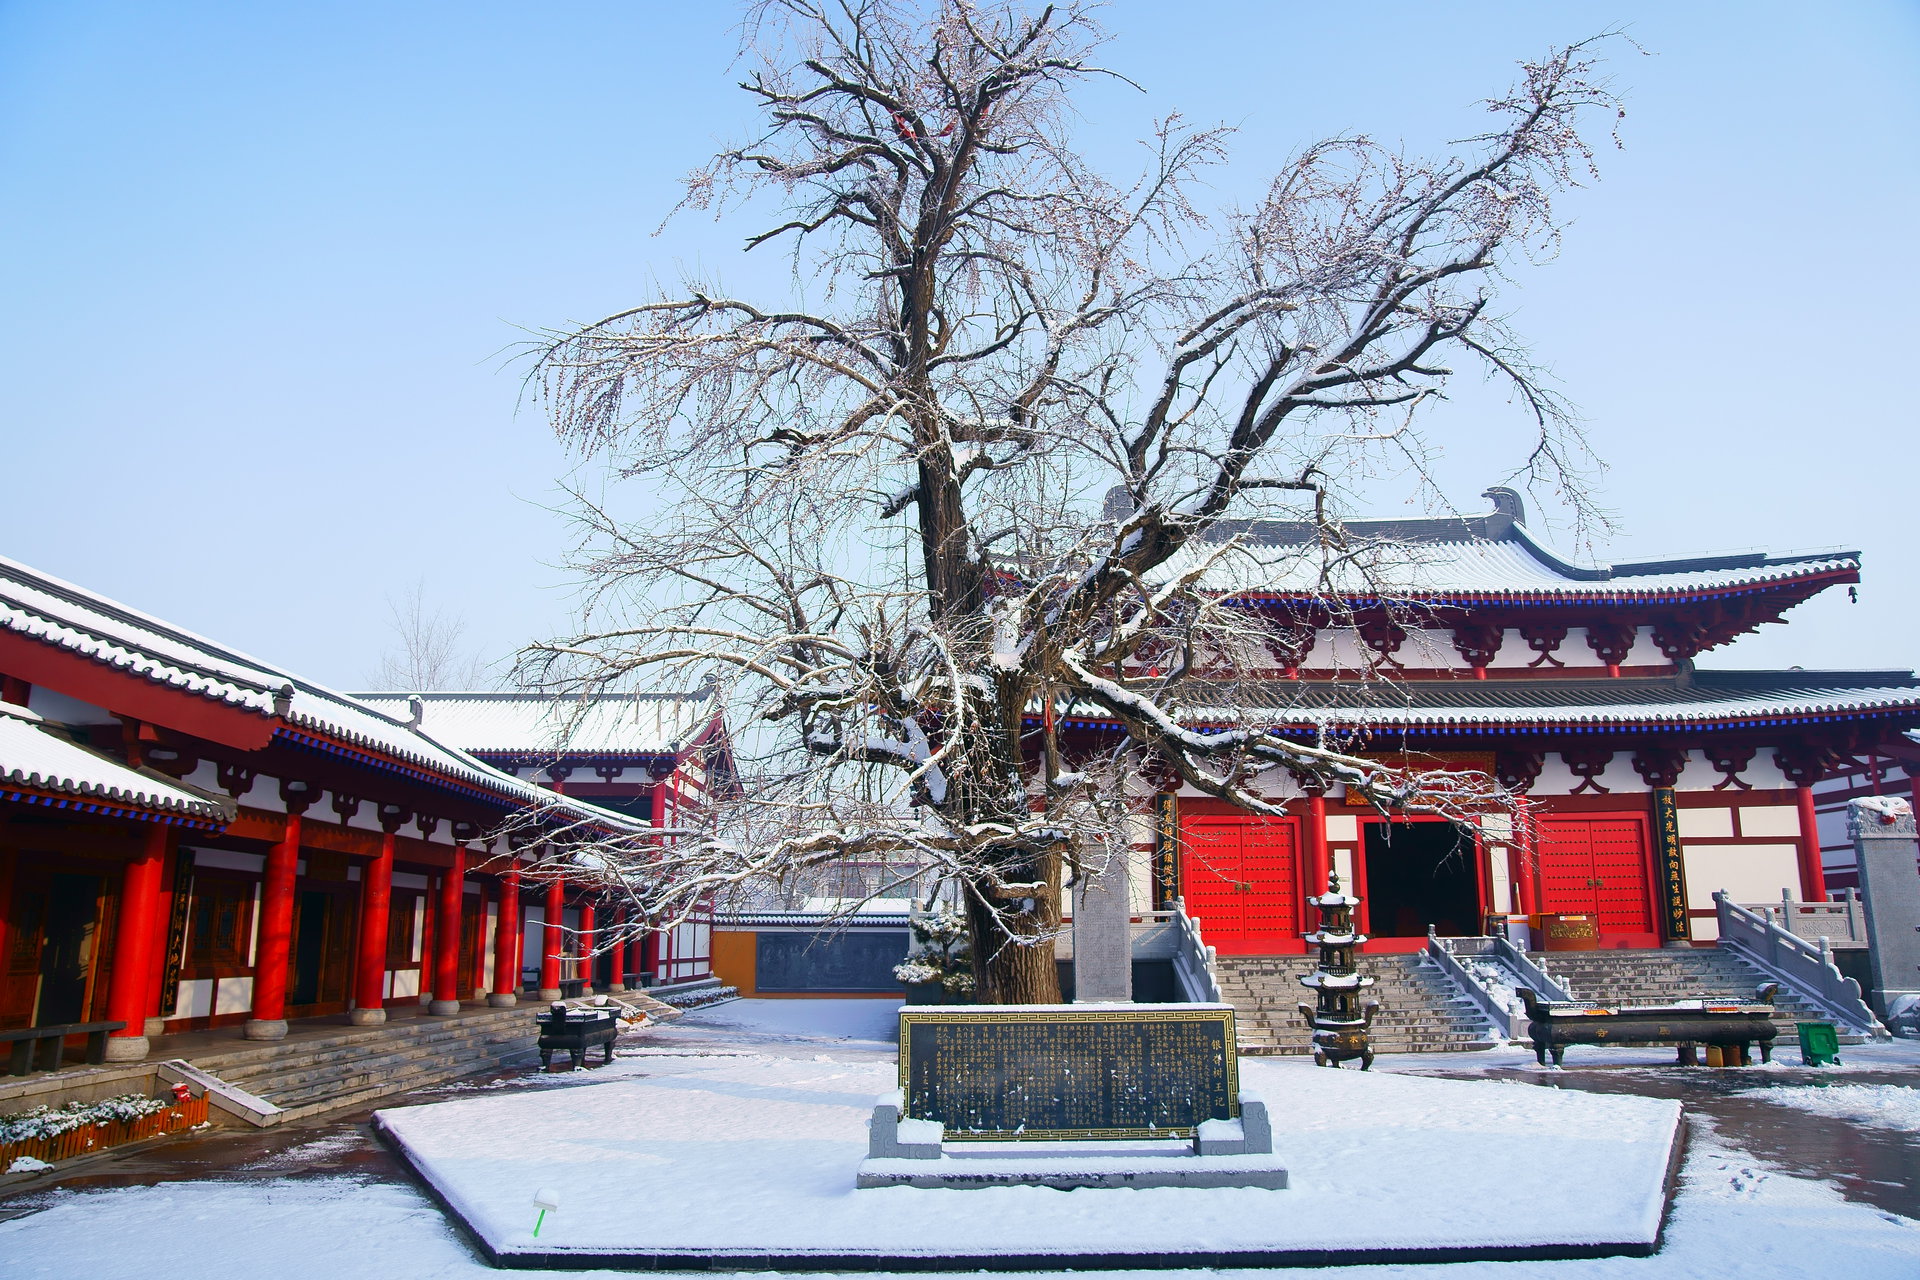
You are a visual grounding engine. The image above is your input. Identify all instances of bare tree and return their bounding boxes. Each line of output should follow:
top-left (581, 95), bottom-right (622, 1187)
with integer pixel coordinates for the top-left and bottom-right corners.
top-left (515, 0), bottom-right (1619, 1003)
top-left (369, 579), bottom-right (492, 692)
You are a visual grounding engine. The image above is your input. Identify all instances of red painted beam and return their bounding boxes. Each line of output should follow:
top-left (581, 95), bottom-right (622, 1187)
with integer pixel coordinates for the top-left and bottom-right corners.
top-left (0, 632), bottom-right (276, 750)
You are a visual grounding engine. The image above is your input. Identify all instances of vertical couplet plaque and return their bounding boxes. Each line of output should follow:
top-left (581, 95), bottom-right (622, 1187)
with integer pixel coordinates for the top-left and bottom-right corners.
top-left (1153, 793), bottom-right (1181, 908)
top-left (899, 1005), bottom-right (1237, 1140)
top-left (1650, 788), bottom-right (1691, 943)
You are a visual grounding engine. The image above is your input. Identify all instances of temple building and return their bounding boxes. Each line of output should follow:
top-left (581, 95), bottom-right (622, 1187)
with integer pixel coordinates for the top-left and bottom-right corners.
top-left (0, 553), bottom-right (716, 1072)
top-left (352, 691), bottom-right (729, 989)
top-left (1112, 489), bottom-right (1920, 955)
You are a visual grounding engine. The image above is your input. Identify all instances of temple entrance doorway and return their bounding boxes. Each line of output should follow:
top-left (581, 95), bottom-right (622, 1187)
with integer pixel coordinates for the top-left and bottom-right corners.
top-left (1362, 821), bottom-right (1480, 939)
top-left (289, 887), bottom-right (354, 1016)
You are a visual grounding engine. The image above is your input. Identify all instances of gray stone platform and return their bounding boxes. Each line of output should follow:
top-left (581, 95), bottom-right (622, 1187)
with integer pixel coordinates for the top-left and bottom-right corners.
top-left (858, 1087), bottom-right (1285, 1188)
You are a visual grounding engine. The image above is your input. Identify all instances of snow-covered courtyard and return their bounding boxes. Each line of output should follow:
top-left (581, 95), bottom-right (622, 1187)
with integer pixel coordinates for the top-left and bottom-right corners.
top-left (2, 1000), bottom-right (1918, 1278)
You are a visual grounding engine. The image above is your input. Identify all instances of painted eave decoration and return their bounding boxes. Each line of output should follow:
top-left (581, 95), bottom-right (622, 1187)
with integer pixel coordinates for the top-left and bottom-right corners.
top-left (0, 701), bottom-right (231, 827)
top-left (0, 554), bottom-right (644, 835)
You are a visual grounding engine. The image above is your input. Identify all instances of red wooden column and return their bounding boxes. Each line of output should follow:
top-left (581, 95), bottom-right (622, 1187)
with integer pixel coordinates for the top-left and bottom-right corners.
top-left (352, 822), bottom-right (399, 1025)
top-left (104, 825), bottom-right (171, 1061)
top-left (1795, 785), bottom-right (1829, 903)
top-left (1512, 797), bottom-right (1540, 916)
top-left (1303, 792), bottom-right (1331, 896)
top-left (539, 877), bottom-right (565, 1000)
top-left (247, 785), bottom-right (312, 1040)
top-left (489, 868), bottom-right (520, 1007)
top-left (605, 906), bottom-right (628, 992)
top-left (430, 844), bottom-right (467, 1015)
top-left (578, 902), bottom-right (598, 993)
top-left (626, 927), bottom-right (644, 992)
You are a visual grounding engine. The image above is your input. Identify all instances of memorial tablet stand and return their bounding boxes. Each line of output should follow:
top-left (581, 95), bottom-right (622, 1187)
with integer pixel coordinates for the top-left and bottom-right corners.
top-left (858, 1004), bottom-right (1287, 1190)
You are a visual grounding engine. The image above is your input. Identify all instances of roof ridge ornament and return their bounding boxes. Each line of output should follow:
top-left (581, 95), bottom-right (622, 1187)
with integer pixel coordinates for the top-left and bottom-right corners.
top-left (1481, 486), bottom-right (1526, 526)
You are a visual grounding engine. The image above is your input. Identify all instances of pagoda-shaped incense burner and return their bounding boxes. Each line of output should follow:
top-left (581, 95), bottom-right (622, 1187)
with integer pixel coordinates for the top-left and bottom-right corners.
top-left (1297, 871), bottom-right (1378, 1069)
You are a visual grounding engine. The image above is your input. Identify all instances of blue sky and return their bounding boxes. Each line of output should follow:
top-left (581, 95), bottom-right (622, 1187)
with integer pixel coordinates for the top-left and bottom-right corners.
top-left (2, 1), bottom-right (1916, 687)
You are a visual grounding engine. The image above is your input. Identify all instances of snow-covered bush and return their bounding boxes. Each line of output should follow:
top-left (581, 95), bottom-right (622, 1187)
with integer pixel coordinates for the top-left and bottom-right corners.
top-left (895, 905), bottom-right (976, 1000)
top-left (658, 984), bottom-right (739, 1010)
top-left (0, 1094), bottom-right (169, 1145)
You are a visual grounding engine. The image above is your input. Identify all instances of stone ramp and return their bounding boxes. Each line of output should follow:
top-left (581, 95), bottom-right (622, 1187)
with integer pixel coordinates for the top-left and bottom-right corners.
top-left (1217, 953), bottom-right (1497, 1056)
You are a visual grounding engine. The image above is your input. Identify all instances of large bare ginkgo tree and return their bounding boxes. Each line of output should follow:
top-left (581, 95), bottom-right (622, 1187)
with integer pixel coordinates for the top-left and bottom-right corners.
top-left (516, 0), bottom-right (1618, 1003)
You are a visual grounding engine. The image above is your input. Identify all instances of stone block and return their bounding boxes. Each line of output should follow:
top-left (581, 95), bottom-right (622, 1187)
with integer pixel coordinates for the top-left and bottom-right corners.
top-left (866, 1090), bottom-right (941, 1160)
top-left (1193, 1092), bottom-right (1271, 1155)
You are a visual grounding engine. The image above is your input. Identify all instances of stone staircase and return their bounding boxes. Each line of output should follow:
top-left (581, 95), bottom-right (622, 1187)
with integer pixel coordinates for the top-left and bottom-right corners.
top-left (185, 992), bottom-right (682, 1124)
top-left (1217, 954), bottom-right (1497, 1056)
top-left (1534, 947), bottom-right (1834, 1038)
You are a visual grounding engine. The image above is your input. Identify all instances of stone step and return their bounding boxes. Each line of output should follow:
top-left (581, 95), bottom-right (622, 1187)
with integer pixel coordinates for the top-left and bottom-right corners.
top-left (207, 1026), bottom-right (528, 1088)
top-left (177, 1001), bottom-right (635, 1121)
top-left (219, 1028), bottom-right (531, 1098)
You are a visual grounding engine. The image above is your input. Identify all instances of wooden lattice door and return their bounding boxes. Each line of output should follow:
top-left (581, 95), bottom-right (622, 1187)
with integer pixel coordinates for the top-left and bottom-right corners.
top-left (1180, 810), bottom-right (1300, 954)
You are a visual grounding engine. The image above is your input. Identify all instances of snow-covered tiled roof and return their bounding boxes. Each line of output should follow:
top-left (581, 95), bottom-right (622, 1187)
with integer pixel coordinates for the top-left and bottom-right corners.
top-left (0, 701), bottom-right (231, 824)
top-left (348, 691), bottom-right (717, 759)
top-left (0, 555), bottom-right (641, 830)
top-left (1153, 669), bottom-right (1920, 733)
top-left (1155, 487), bottom-right (1860, 601)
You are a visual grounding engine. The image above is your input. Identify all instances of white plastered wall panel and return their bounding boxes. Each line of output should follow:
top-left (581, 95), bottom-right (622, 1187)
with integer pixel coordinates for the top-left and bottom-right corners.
top-left (481, 902), bottom-right (498, 992)
top-left (1531, 752), bottom-right (1645, 797)
top-left (1486, 630), bottom-right (1537, 670)
top-left (1674, 750), bottom-right (1727, 791)
top-left (1127, 811), bottom-right (1155, 913)
top-left (1396, 629), bottom-right (1469, 670)
top-left (1738, 805), bottom-right (1803, 839)
top-left (1682, 843), bottom-right (1802, 907)
top-left (1677, 808), bottom-right (1734, 839)
top-left (1487, 845), bottom-right (1513, 913)
top-left (1736, 753), bottom-right (1791, 790)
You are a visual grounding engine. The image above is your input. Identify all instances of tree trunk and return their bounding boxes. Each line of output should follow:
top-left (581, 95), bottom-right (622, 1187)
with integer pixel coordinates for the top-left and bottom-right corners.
top-left (964, 850), bottom-right (1064, 1004)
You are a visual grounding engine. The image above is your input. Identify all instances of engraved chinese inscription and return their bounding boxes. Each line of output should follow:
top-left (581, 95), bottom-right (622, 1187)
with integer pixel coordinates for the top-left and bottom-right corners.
top-left (899, 1008), bottom-right (1236, 1140)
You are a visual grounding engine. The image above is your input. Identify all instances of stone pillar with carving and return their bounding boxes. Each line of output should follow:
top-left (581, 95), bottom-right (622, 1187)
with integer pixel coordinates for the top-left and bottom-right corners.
top-left (1073, 843), bottom-right (1132, 1003)
top-left (1849, 797), bottom-right (1920, 1032)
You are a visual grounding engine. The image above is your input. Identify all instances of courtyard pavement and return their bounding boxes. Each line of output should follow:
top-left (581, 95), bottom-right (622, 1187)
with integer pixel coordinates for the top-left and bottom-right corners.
top-left (0, 999), bottom-right (1915, 1278)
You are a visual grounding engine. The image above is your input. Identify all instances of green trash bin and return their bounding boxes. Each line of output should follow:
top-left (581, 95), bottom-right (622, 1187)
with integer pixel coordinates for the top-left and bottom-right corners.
top-left (1797, 1021), bottom-right (1840, 1066)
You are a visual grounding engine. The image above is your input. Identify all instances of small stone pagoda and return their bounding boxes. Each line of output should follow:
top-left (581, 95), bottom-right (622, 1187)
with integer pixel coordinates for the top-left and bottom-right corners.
top-left (1297, 871), bottom-right (1378, 1069)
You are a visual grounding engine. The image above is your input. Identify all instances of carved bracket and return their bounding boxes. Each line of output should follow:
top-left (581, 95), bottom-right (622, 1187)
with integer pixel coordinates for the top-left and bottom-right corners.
top-left (1264, 623), bottom-right (1317, 677)
top-left (278, 777), bottom-right (317, 816)
top-left (1651, 616), bottom-right (1710, 664)
top-left (1518, 623), bottom-right (1569, 668)
top-left (1584, 622), bottom-right (1637, 669)
top-left (1630, 747), bottom-right (1689, 790)
top-left (1495, 750), bottom-right (1545, 794)
top-left (1450, 624), bottom-right (1503, 674)
top-left (1774, 747), bottom-right (1835, 787)
top-left (216, 762), bottom-right (256, 798)
top-left (1356, 616), bottom-right (1408, 666)
top-left (1705, 744), bottom-right (1756, 790)
top-left (1562, 748), bottom-right (1615, 794)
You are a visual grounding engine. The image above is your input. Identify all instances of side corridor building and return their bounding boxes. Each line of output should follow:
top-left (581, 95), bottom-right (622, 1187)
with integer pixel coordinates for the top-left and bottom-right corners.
top-left (0, 555), bottom-right (716, 1065)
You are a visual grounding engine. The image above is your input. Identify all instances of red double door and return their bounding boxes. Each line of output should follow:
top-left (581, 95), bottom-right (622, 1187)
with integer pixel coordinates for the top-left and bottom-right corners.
top-left (1181, 807), bottom-right (1302, 955)
top-left (1536, 814), bottom-right (1657, 943)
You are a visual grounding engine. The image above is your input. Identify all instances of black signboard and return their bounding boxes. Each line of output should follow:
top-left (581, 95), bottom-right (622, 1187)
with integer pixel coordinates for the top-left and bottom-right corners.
top-left (755, 929), bottom-right (908, 992)
top-left (1651, 788), bottom-right (1691, 943)
top-left (899, 1006), bottom-right (1237, 1140)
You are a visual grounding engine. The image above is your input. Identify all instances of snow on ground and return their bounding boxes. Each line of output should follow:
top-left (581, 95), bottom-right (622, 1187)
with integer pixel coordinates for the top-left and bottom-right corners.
top-left (0, 1001), bottom-right (1915, 1278)
top-left (1740, 1082), bottom-right (1920, 1132)
top-left (376, 1009), bottom-right (1682, 1260)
